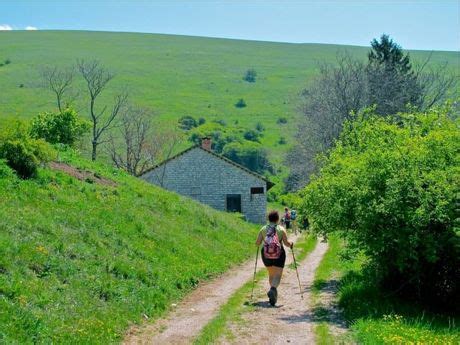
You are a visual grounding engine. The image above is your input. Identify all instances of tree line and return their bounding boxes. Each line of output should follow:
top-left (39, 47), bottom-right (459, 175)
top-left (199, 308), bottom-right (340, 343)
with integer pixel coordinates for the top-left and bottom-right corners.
top-left (286, 34), bottom-right (458, 191)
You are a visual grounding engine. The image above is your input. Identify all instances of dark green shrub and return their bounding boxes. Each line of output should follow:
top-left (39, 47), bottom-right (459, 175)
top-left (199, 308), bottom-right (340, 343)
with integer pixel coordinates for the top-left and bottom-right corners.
top-left (235, 99), bottom-right (247, 108)
top-left (198, 117), bottom-right (206, 125)
top-left (0, 139), bottom-right (54, 179)
top-left (243, 68), bottom-right (257, 82)
top-left (277, 117), bottom-right (287, 124)
top-left (301, 106), bottom-right (459, 309)
top-left (4, 58), bottom-right (11, 65)
top-left (178, 116), bottom-right (197, 130)
top-left (0, 159), bottom-right (15, 178)
top-left (255, 122), bottom-right (265, 132)
top-left (278, 136), bottom-right (286, 144)
top-left (30, 108), bottom-right (90, 146)
top-left (222, 141), bottom-right (273, 174)
top-left (243, 129), bottom-right (261, 142)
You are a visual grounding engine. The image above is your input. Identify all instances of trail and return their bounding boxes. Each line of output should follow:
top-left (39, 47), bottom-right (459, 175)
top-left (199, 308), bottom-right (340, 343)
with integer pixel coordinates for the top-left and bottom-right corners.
top-left (124, 234), bottom-right (299, 345)
top-left (218, 241), bottom-right (329, 344)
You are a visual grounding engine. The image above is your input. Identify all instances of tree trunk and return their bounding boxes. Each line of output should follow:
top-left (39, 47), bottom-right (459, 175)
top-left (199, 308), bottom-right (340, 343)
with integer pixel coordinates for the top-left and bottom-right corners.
top-left (92, 141), bottom-right (97, 161)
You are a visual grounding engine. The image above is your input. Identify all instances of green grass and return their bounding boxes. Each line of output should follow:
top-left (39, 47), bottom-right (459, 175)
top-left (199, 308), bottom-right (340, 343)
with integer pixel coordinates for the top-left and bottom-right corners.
top-left (194, 233), bottom-right (317, 344)
top-left (308, 235), bottom-right (460, 344)
top-left (0, 149), bottom-right (260, 343)
top-left (339, 269), bottom-right (460, 344)
top-left (1, 30), bottom-right (458, 172)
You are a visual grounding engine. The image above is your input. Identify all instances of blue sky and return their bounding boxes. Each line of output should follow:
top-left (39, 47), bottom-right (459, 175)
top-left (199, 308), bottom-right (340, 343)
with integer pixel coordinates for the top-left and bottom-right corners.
top-left (1, 1), bottom-right (459, 51)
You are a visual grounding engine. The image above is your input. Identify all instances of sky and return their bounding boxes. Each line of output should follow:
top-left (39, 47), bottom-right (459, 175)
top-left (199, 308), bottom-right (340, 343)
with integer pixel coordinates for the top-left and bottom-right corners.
top-left (1, 1), bottom-right (459, 51)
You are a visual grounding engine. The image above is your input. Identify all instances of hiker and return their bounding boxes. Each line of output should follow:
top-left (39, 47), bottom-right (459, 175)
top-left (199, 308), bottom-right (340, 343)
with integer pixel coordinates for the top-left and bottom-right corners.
top-left (255, 210), bottom-right (294, 306)
top-left (283, 207), bottom-right (291, 230)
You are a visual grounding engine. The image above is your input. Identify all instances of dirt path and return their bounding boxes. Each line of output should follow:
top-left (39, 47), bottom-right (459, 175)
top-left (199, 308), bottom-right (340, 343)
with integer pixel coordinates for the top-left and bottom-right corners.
top-left (218, 241), bottom-right (329, 345)
top-left (124, 234), bottom-right (301, 345)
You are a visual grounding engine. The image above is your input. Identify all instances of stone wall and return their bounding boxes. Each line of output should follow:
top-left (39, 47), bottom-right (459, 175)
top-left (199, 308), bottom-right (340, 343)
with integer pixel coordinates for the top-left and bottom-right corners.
top-left (141, 147), bottom-right (268, 224)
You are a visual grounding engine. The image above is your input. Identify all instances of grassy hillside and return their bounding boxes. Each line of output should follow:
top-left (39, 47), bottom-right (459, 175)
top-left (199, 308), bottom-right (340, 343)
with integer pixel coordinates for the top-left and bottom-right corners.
top-left (0, 149), bottom-right (259, 343)
top-left (0, 31), bottom-right (458, 168)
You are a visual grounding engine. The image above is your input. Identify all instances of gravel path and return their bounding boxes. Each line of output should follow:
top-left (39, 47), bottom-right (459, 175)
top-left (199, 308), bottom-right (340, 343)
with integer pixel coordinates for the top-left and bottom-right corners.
top-left (124, 234), bottom-right (301, 345)
top-left (219, 241), bottom-right (329, 345)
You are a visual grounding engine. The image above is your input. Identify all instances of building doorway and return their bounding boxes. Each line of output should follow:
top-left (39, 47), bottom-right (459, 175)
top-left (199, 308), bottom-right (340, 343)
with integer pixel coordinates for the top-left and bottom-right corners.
top-left (226, 194), bottom-right (241, 213)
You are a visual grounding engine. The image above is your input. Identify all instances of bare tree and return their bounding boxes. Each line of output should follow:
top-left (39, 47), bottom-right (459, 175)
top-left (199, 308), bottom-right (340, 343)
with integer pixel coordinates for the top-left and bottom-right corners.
top-left (108, 106), bottom-right (152, 176)
top-left (149, 129), bottom-right (183, 186)
top-left (39, 66), bottom-right (74, 112)
top-left (286, 46), bottom-right (458, 191)
top-left (77, 59), bottom-right (128, 161)
top-left (285, 53), bottom-right (368, 191)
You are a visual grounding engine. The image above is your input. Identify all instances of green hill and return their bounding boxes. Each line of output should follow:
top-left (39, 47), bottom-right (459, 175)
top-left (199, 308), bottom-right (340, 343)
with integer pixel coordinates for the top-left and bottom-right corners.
top-left (0, 150), bottom-right (258, 343)
top-left (1, 31), bottom-right (458, 167)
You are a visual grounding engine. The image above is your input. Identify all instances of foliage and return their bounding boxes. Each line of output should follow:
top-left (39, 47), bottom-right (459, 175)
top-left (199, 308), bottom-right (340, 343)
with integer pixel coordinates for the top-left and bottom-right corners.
top-left (235, 98), bottom-right (247, 108)
top-left (198, 117), bottom-right (206, 125)
top-left (278, 136), bottom-right (286, 145)
top-left (301, 106), bottom-right (459, 308)
top-left (277, 117), bottom-right (287, 124)
top-left (0, 149), bottom-right (258, 343)
top-left (243, 68), bottom-right (257, 83)
top-left (287, 35), bottom-right (457, 191)
top-left (178, 115), bottom-right (198, 130)
top-left (243, 129), bottom-right (261, 142)
top-left (30, 108), bottom-right (90, 146)
top-left (0, 122), bottom-right (55, 179)
top-left (222, 141), bottom-right (273, 174)
top-left (255, 122), bottom-right (265, 132)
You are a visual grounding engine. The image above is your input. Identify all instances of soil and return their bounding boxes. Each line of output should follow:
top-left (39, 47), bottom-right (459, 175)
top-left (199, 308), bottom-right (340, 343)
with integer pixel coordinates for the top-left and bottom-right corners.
top-left (49, 162), bottom-right (117, 186)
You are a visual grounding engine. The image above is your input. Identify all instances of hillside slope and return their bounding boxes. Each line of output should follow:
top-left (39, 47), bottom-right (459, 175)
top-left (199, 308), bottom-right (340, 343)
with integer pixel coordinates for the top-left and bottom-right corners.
top-left (0, 150), bottom-right (258, 343)
top-left (0, 31), bottom-right (458, 164)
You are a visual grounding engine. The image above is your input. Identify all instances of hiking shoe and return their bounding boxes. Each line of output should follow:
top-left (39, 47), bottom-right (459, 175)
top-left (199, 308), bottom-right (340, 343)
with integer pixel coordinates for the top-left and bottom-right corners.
top-left (267, 287), bottom-right (277, 306)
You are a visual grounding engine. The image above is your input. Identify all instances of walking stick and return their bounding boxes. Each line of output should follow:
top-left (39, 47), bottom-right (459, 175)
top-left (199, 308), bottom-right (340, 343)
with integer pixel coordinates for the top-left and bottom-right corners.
top-left (291, 246), bottom-right (304, 299)
top-left (250, 246), bottom-right (259, 301)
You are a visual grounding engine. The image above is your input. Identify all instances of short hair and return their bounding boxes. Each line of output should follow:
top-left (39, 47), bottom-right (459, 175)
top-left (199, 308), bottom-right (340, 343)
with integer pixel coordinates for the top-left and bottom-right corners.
top-left (268, 210), bottom-right (279, 223)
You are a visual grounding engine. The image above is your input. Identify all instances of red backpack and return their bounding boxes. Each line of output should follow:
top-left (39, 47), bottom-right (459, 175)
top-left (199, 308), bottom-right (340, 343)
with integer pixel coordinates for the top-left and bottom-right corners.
top-left (263, 225), bottom-right (282, 259)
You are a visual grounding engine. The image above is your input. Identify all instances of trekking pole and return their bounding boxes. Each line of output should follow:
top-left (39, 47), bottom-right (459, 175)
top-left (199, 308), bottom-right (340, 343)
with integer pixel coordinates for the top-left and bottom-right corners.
top-left (250, 246), bottom-right (259, 301)
top-left (291, 246), bottom-right (303, 299)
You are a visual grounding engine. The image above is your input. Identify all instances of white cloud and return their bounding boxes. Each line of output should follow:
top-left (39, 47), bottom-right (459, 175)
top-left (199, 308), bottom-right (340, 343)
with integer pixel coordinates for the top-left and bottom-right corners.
top-left (0, 24), bottom-right (13, 31)
top-left (25, 26), bottom-right (38, 31)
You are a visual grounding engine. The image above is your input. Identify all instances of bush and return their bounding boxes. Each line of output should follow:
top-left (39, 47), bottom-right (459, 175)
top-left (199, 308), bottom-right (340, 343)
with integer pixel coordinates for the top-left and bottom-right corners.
top-left (178, 116), bottom-right (198, 130)
top-left (243, 68), bottom-right (257, 83)
top-left (222, 141), bottom-right (273, 174)
top-left (255, 122), bottom-right (265, 132)
top-left (0, 139), bottom-right (54, 179)
top-left (235, 99), bottom-right (247, 108)
top-left (198, 117), bottom-right (206, 125)
top-left (301, 106), bottom-right (459, 309)
top-left (30, 108), bottom-right (90, 146)
top-left (278, 136), bottom-right (287, 145)
top-left (277, 117), bottom-right (287, 124)
top-left (243, 129), bottom-right (261, 142)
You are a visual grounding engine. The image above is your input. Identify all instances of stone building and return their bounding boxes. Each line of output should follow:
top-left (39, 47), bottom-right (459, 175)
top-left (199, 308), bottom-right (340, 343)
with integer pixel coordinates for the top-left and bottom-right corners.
top-left (140, 138), bottom-right (274, 223)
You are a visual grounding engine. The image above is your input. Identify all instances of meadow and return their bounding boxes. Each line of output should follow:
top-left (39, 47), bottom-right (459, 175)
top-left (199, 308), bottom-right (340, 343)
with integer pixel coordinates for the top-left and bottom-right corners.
top-left (0, 148), bottom-right (259, 343)
top-left (0, 30), bottom-right (458, 171)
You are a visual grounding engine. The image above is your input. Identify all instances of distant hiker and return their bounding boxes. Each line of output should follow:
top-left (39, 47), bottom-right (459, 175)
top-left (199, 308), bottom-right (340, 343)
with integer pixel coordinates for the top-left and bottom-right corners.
top-left (255, 210), bottom-right (294, 306)
top-left (283, 207), bottom-right (291, 229)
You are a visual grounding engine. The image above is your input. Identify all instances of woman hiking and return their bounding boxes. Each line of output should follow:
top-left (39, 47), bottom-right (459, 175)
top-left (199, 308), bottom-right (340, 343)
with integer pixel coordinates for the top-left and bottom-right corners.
top-left (256, 210), bottom-right (294, 306)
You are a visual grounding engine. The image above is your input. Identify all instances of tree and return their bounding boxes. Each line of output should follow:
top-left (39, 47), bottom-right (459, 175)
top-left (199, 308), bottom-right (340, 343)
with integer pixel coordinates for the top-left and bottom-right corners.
top-left (39, 65), bottom-right (75, 112)
top-left (243, 68), bottom-right (257, 82)
top-left (286, 35), bottom-right (458, 191)
top-left (30, 108), bottom-right (90, 146)
top-left (367, 34), bottom-right (421, 115)
top-left (301, 106), bottom-right (459, 308)
top-left (108, 106), bottom-right (153, 176)
top-left (77, 59), bottom-right (128, 161)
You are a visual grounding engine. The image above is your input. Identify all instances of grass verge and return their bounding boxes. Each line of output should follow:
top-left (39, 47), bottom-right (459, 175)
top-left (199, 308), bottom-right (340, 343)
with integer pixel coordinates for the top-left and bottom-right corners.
top-left (0, 150), bottom-right (259, 343)
top-left (193, 233), bottom-right (317, 344)
top-left (309, 234), bottom-right (460, 344)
